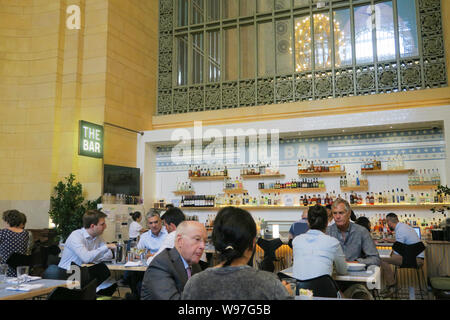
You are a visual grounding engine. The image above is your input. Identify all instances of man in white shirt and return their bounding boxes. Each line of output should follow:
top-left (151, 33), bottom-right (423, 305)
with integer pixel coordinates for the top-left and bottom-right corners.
top-left (58, 210), bottom-right (117, 293)
top-left (137, 211), bottom-right (168, 258)
top-left (147, 207), bottom-right (186, 265)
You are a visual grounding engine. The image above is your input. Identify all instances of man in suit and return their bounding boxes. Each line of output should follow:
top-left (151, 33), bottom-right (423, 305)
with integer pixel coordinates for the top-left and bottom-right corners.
top-left (140, 220), bottom-right (207, 300)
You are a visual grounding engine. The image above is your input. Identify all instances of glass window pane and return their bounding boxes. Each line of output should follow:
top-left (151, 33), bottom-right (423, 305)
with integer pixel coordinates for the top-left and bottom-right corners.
top-left (192, 0), bottom-right (204, 25)
top-left (375, 1), bottom-right (395, 61)
top-left (397, 0), bottom-right (419, 58)
top-left (177, 35), bottom-right (188, 85)
top-left (223, 0), bottom-right (238, 19)
top-left (354, 5), bottom-right (374, 64)
top-left (257, 0), bottom-right (272, 13)
top-left (224, 28), bottom-right (238, 81)
top-left (334, 8), bottom-right (352, 67)
top-left (208, 30), bottom-right (221, 82)
top-left (276, 19), bottom-right (293, 74)
top-left (294, 0), bottom-right (310, 8)
top-left (240, 24), bottom-right (256, 79)
top-left (240, 0), bottom-right (255, 16)
top-left (178, 0), bottom-right (188, 27)
top-left (314, 13), bottom-right (332, 69)
top-left (192, 33), bottom-right (204, 84)
top-left (275, 0), bottom-right (291, 10)
top-left (258, 22), bottom-right (275, 77)
top-left (294, 16), bottom-right (312, 72)
top-left (207, 0), bottom-right (220, 22)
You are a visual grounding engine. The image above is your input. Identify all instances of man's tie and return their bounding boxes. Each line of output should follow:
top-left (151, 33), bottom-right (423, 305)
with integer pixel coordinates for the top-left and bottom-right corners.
top-left (186, 266), bottom-right (192, 279)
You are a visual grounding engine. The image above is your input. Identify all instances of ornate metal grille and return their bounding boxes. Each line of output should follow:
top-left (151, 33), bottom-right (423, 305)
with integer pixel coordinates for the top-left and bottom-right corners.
top-left (157, 0), bottom-right (446, 115)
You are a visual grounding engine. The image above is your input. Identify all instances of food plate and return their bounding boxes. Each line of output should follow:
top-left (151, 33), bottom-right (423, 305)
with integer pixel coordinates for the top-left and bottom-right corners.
top-left (346, 262), bottom-right (366, 271)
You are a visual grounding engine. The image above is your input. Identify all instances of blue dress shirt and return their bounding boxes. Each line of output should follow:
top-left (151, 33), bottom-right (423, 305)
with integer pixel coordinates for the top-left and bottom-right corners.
top-left (137, 228), bottom-right (168, 254)
top-left (394, 222), bottom-right (424, 258)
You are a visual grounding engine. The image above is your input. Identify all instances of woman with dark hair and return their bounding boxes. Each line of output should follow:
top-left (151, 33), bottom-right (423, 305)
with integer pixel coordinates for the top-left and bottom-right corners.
top-left (292, 204), bottom-right (347, 280)
top-left (0, 210), bottom-right (30, 276)
top-left (182, 206), bottom-right (292, 300)
top-left (129, 211), bottom-right (147, 242)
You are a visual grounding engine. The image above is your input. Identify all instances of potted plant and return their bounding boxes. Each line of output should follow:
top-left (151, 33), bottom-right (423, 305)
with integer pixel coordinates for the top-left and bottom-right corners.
top-left (49, 174), bottom-right (101, 243)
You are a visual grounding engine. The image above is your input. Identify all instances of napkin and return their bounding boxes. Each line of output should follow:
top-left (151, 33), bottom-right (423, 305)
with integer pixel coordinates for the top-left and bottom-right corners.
top-left (124, 261), bottom-right (144, 267)
top-left (7, 276), bottom-right (42, 284)
top-left (6, 284), bottom-right (44, 292)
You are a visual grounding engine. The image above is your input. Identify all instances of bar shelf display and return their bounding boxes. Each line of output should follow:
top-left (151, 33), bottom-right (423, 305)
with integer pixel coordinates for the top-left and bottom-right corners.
top-left (259, 188), bottom-right (326, 193)
top-left (341, 186), bottom-right (369, 192)
top-left (189, 176), bottom-right (228, 181)
top-left (408, 185), bottom-right (438, 190)
top-left (223, 189), bottom-right (248, 194)
top-left (241, 174), bottom-right (285, 179)
top-left (173, 190), bottom-right (195, 196)
top-left (298, 171), bottom-right (346, 176)
top-left (362, 169), bottom-right (414, 175)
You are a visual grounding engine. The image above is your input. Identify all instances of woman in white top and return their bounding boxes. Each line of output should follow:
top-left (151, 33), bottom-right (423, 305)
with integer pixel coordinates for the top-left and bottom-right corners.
top-left (129, 211), bottom-right (146, 241)
top-left (292, 204), bottom-right (348, 280)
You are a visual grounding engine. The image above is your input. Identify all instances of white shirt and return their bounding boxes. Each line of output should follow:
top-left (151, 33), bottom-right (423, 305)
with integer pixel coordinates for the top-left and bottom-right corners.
top-left (293, 229), bottom-right (348, 280)
top-left (58, 228), bottom-right (113, 270)
top-left (129, 221), bottom-right (143, 239)
top-left (137, 228), bottom-right (168, 254)
top-left (394, 222), bottom-right (425, 258)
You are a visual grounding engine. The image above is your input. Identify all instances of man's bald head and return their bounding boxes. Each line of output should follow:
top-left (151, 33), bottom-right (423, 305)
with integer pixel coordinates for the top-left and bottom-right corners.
top-left (175, 221), bottom-right (207, 265)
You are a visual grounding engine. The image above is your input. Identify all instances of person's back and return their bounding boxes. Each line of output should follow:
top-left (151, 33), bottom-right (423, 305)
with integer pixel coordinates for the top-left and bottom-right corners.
top-left (292, 205), bottom-right (347, 280)
top-left (293, 230), bottom-right (347, 280)
top-left (182, 265), bottom-right (289, 300)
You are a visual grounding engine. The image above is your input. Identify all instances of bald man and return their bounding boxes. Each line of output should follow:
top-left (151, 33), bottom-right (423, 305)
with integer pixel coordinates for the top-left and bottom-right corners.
top-left (140, 221), bottom-right (207, 300)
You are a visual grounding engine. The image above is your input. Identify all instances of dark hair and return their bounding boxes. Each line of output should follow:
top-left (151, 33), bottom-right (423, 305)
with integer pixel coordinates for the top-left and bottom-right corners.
top-left (165, 204), bottom-right (174, 209)
top-left (212, 207), bottom-right (256, 267)
top-left (355, 216), bottom-right (371, 232)
top-left (307, 205), bottom-right (328, 231)
top-left (129, 211), bottom-right (141, 221)
top-left (386, 212), bottom-right (398, 223)
top-left (161, 207), bottom-right (185, 227)
top-left (350, 210), bottom-right (357, 222)
top-left (325, 204), bottom-right (332, 210)
top-left (20, 212), bottom-right (27, 226)
top-left (83, 210), bottom-right (107, 229)
top-left (2, 210), bottom-right (24, 228)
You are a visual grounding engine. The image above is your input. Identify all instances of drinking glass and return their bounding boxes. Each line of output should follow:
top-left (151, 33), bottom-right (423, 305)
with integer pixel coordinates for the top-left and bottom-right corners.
top-left (0, 264), bottom-right (8, 284)
top-left (15, 266), bottom-right (29, 288)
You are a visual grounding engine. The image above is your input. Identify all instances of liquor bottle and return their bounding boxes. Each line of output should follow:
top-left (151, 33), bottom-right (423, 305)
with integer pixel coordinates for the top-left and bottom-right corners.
top-left (365, 192), bottom-right (370, 205)
top-left (370, 192), bottom-right (375, 205)
top-left (399, 189), bottom-right (405, 203)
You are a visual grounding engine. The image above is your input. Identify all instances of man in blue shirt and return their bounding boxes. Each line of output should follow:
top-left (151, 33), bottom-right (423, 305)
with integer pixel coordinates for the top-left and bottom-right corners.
top-left (288, 209), bottom-right (309, 241)
top-left (137, 211), bottom-right (168, 258)
top-left (380, 212), bottom-right (425, 297)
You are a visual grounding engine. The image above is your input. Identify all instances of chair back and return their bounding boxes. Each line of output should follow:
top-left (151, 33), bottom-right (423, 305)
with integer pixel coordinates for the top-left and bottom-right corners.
top-left (392, 241), bottom-right (425, 268)
top-left (257, 238), bottom-right (283, 272)
top-left (70, 262), bottom-right (111, 288)
top-left (6, 253), bottom-right (32, 269)
top-left (296, 274), bottom-right (340, 298)
top-left (47, 279), bottom-right (97, 300)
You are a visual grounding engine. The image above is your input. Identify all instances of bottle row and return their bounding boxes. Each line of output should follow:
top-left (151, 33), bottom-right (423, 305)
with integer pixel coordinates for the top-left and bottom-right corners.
top-left (258, 178), bottom-right (325, 190)
top-left (181, 195), bottom-right (216, 207)
top-left (176, 181), bottom-right (194, 191)
top-left (408, 169), bottom-right (441, 185)
top-left (102, 193), bottom-right (142, 205)
top-left (297, 159), bottom-right (344, 173)
top-left (240, 163), bottom-right (280, 176)
top-left (340, 173), bottom-right (368, 187)
top-left (188, 165), bottom-right (228, 178)
top-left (185, 190), bottom-right (450, 208)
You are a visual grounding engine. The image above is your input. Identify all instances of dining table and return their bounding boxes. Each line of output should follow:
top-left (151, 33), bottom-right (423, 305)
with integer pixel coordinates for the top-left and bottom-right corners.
top-left (0, 278), bottom-right (72, 300)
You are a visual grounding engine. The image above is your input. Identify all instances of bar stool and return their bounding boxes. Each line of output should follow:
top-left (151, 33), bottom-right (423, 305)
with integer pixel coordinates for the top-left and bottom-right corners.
top-left (392, 241), bottom-right (426, 299)
top-left (256, 238), bottom-right (283, 273)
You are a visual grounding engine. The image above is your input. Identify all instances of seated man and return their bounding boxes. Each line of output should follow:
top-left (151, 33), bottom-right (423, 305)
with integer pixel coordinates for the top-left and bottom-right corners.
top-left (379, 213), bottom-right (425, 297)
top-left (288, 208), bottom-right (309, 242)
top-left (58, 210), bottom-right (117, 294)
top-left (137, 211), bottom-right (168, 257)
top-left (327, 198), bottom-right (380, 299)
top-left (140, 221), bottom-right (206, 300)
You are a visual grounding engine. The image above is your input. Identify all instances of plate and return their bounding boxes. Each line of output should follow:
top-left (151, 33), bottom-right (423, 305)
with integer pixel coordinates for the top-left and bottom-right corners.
top-left (346, 262), bottom-right (366, 271)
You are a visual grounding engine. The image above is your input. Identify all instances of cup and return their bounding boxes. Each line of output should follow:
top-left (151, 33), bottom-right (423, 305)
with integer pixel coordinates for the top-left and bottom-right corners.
top-left (0, 264), bottom-right (8, 284)
top-left (127, 252), bottom-right (134, 262)
top-left (15, 266), bottom-right (29, 288)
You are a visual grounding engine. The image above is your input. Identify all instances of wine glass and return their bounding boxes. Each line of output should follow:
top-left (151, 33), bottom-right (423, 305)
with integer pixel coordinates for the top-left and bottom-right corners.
top-left (15, 266), bottom-right (29, 289)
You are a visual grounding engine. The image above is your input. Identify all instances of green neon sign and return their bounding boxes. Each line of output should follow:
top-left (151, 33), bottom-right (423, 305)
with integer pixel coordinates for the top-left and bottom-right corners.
top-left (78, 120), bottom-right (103, 158)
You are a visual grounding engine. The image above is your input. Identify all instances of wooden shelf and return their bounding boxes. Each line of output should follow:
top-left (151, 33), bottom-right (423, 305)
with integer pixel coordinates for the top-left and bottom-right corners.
top-left (172, 190), bottom-right (195, 196)
top-left (408, 185), bottom-right (438, 190)
top-left (361, 169), bottom-right (414, 175)
top-left (340, 186), bottom-right (369, 192)
top-left (298, 171), bottom-right (346, 176)
top-left (241, 174), bottom-right (285, 179)
top-left (189, 176), bottom-right (228, 181)
top-left (223, 189), bottom-right (248, 194)
top-left (259, 188), bottom-right (326, 193)
top-left (181, 203), bottom-right (450, 211)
